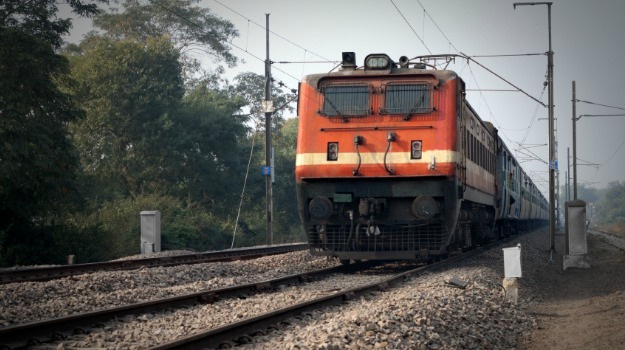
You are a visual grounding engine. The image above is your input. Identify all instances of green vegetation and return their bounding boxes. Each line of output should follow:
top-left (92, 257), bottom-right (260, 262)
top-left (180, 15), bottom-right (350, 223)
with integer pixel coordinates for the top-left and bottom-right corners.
top-left (560, 181), bottom-right (625, 236)
top-left (6, 0), bottom-right (621, 266)
top-left (0, 0), bottom-right (303, 266)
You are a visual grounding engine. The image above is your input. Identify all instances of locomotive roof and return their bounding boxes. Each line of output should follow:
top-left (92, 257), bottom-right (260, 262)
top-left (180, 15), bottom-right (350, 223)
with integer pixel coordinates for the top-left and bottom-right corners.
top-left (301, 67), bottom-right (459, 87)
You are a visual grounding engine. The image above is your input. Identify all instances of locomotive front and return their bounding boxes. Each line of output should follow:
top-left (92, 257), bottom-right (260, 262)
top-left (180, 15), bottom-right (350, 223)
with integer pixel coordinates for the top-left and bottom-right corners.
top-left (295, 53), bottom-right (464, 261)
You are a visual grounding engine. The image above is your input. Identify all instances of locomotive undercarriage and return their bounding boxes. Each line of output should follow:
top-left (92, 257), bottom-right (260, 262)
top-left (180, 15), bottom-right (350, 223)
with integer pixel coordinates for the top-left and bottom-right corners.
top-left (497, 218), bottom-right (546, 237)
top-left (307, 220), bottom-right (450, 260)
top-left (297, 176), bottom-right (505, 261)
top-left (297, 177), bottom-right (463, 261)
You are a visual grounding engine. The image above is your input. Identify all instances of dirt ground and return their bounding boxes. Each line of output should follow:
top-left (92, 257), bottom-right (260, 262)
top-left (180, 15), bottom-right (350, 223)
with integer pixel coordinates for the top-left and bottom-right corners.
top-left (520, 231), bottom-right (625, 350)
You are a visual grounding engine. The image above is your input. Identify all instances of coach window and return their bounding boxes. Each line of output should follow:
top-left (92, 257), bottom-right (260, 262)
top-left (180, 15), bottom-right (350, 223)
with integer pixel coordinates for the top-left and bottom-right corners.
top-left (468, 134), bottom-right (472, 161)
top-left (472, 135), bottom-right (476, 162)
top-left (481, 143), bottom-right (485, 169)
top-left (320, 84), bottom-right (371, 117)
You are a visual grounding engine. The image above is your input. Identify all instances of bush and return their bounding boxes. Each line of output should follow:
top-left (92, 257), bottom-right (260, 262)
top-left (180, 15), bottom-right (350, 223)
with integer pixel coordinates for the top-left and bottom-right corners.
top-left (70, 193), bottom-right (234, 260)
top-left (599, 220), bottom-right (625, 237)
top-left (0, 223), bottom-right (108, 267)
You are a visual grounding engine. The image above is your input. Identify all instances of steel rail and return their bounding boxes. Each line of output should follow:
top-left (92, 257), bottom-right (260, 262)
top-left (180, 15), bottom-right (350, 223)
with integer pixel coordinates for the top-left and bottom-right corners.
top-left (148, 247), bottom-right (488, 349)
top-left (0, 263), bottom-right (344, 349)
top-left (0, 243), bottom-right (308, 285)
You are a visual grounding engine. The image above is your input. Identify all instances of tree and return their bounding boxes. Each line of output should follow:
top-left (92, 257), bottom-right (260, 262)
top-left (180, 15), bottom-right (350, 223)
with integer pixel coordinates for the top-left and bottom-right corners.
top-left (595, 181), bottom-right (625, 225)
top-left (226, 72), bottom-right (299, 244)
top-left (66, 36), bottom-right (184, 200)
top-left (171, 82), bottom-right (249, 212)
top-left (0, 0), bottom-right (107, 265)
top-left (92, 0), bottom-right (238, 82)
top-left (233, 72), bottom-right (297, 131)
top-left (0, 0), bottom-right (106, 50)
top-left (272, 118), bottom-right (305, 241)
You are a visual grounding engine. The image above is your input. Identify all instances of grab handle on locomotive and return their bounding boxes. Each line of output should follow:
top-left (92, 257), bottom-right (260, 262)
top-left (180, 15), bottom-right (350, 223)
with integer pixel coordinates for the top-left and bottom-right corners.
top-left (384, 132), bottom-right (397, 175)
top-left (352, 135), bottom-right (364, 176)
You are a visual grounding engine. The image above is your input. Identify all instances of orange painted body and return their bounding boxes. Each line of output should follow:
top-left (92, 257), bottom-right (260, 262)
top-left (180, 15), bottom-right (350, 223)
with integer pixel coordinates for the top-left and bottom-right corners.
top-left (294, 61), bottom-right (545, 261)
top-left (296, 74), bottom-right (459, 180)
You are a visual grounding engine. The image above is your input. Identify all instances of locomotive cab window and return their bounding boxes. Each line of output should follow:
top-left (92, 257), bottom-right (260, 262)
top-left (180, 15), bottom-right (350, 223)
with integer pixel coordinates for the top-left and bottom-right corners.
top-left (320, 84), bottom-right (371, 117)
top-left (381, 83), bottom-right (432, 115)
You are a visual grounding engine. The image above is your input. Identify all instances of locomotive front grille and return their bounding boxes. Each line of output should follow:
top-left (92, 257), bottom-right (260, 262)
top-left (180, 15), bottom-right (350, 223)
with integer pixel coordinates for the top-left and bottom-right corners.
top-left (306, 222), bottom-right (448, 254)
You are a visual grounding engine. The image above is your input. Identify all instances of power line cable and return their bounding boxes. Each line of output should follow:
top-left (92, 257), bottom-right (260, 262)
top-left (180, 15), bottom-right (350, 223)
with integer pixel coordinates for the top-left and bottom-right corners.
top-left (521, 71), bottom-right (548, 144)
top-left (232, 119), bottom-right (261, 249)
top-left (579, 114), bottom-right (625, 118)
top-left (147, 0), bottom-right (299, 91)
top-left (601, 138), bottom-right (625, 166)
top-left (389, 0), bottom-right (432, 55)
top-left (575, 99), bottom-right (625, 111)
top-left (413, 1), bottom-right (550, 171)
top-left (411, 2), bottom-right (530, 152)
top-left (416, 0), bottom-right (459, 53)
top-left (212, 0), bottom-right (333, 63)
top-left (469, 53), bottom-right (546, 58)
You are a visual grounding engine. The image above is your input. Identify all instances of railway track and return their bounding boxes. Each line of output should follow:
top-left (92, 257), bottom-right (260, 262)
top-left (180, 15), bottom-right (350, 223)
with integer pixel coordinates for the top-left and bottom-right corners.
top-left (1, 233), bottom-right (525, 349)
top-left (0, 263), bottom-right (358, 349)
top-left (148, 248), bottom-right (486, 350)
top-left (0, 244), bottom-right (308, 285)
top-left (2, 248), bottom-right (488, 349)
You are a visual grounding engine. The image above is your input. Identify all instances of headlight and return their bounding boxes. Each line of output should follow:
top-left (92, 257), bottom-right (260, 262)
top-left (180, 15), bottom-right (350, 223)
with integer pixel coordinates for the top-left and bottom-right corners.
top-left (411, 195), bottom-right (437, 220)
top-left (309, 196), bottom-right (333, 220)
top-left (411, 140), bottom-right (422, 159)
top-left (327, 142), bottom-right (339, 161)
top-left (365, 54), bottom-right (392, 70)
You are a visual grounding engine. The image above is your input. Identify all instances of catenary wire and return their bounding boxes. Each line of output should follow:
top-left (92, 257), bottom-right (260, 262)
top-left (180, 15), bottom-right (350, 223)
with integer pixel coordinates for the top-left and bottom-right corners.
top-left (389, 0), bottom-right (432, 55)
top-left (212, 0), bottom-right (333, 63)
top-left (147, 0), bottom-right (299, 92)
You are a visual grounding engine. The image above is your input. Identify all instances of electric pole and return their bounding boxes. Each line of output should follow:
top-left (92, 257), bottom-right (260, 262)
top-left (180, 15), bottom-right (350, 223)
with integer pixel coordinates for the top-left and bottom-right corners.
top-left (263, 14), bottom-right (274, 245)
top-left (513, 2), bottom-right (556, 252)
top-left (572, 81), bottom-right (578, 200)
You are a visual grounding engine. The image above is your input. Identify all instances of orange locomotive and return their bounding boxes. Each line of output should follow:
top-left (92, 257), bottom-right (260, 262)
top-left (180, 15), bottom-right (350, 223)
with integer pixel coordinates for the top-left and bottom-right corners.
top-left (295, 52), bottom-right (546, 262)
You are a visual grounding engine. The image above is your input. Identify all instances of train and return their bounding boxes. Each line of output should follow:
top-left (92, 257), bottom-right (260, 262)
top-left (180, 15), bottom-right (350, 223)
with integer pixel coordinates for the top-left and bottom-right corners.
top-left (295, 52), bottom-right (548, 263)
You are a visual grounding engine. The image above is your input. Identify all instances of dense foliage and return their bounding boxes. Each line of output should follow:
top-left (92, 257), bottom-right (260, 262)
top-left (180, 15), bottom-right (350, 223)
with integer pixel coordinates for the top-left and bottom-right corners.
top-left (3, 0), bottom-right (624, 266)
top-left (0, 0), bottom-right (303, 266)
top-left (559, 181), bottom-right (625, 233)
top-left (0, 0), bottom-right (108, 265)
top-left (593, 182), bottom-right (625, 226)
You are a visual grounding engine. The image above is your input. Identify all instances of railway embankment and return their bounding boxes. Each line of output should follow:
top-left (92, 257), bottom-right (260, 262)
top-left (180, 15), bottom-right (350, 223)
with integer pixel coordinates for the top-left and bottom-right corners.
top-left (2, 228), bottom-right (622, 349)
top-left (519, 229), bottom-right (625, 350)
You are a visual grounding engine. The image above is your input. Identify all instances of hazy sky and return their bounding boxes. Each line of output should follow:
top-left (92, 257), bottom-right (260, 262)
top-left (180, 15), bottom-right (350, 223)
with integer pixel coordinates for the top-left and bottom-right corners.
top-left (64, 0), bottom-right (625, 196)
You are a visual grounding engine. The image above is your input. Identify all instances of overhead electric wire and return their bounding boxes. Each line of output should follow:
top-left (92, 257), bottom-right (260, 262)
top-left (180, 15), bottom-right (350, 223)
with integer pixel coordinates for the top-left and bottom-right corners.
top-left (468, 53), bottom-right (546, 58)
top-left (147, 0), bottom-right (299, 91)
top-left (232, 119), bottom-right (260, 249)
top-left (212, 0), bottom-right (333, 63)
top-left (411, 1), bottom-right (536, 146)
top-left (458, 53), bottom-right (548, 108)
top-left (575, 99), bottom-right (625, 111)
top-left (521, 73), bottom-right (548, 144)
top-left (416, 0), bottom-right (459, 52)
top-left (601, 138), bottom-right (625, 166)
top-left (579, 114), bottom-right (625, 118)
top-left (412, 0), bottom-right (550, 179)
top-left (465, 89), bottom-right (519, 92)
top-left (389, 0), bottom-right (432, 55)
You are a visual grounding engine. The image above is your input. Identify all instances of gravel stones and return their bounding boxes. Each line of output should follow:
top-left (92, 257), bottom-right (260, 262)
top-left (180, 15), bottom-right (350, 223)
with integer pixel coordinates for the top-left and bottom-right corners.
top-left (4, 228), bottom-right (609, 349)
top-left (0, 251), bottom-right (337, 326)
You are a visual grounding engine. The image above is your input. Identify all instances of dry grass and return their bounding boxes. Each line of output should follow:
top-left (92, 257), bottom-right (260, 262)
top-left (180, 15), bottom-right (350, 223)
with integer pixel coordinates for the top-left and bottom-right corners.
top-left (598, 221), bottom-right (625, 237)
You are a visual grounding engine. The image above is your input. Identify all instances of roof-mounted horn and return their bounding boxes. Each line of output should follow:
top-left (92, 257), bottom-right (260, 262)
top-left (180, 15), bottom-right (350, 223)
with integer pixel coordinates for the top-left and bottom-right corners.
top-left (341, 52), bottom-right (356, 70)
